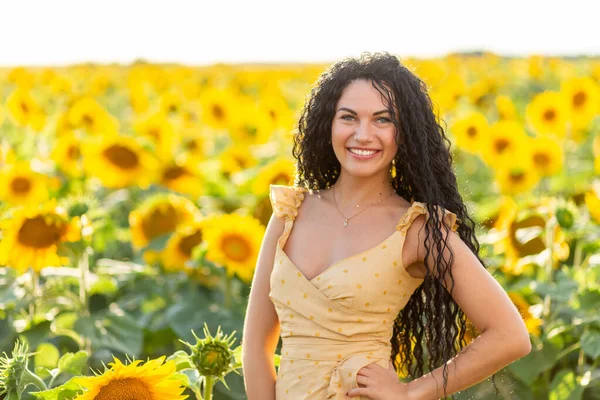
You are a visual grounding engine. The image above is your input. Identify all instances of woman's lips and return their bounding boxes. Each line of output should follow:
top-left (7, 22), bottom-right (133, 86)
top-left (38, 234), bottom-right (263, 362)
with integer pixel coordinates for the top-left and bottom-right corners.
top-left (347, 148), bottom-right (381, 160)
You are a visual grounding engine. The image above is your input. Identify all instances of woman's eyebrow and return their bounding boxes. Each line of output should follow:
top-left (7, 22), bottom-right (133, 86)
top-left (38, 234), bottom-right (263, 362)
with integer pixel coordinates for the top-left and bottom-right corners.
top-left (337, 107), bottom-right (390, 115)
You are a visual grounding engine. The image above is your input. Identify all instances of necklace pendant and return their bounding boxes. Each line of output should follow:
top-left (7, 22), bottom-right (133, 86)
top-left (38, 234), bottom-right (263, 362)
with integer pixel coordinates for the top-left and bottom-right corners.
top-left (343, 219), bottom-right (348, 228)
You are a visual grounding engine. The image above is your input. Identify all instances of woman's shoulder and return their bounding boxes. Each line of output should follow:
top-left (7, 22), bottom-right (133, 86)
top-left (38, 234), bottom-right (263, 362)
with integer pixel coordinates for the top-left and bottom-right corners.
top-left (268, 184), bottom-right (307, 221)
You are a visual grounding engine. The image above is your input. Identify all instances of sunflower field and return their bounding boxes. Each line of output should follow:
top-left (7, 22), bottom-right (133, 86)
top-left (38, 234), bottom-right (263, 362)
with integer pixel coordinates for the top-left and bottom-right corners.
top-left (0, 53), bottom-right (599, 399)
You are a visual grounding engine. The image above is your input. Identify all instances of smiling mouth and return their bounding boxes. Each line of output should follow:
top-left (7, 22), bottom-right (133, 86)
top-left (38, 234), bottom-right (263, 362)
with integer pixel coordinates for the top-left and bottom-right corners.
top-left (347, 148), bottom-right (380, 156)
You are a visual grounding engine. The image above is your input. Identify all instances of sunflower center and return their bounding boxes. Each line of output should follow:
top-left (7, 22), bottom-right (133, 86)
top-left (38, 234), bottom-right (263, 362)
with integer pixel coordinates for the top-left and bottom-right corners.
top-left (221, 234), bottom-right (251, 262)
top-left (11, 177), bottom-right (32, 194)
top-left (572, 91), bottom-right (587, 108)
top-left (163, 166), bottom-right (188, 181)
top-left (147, 128), bottom-right (160, 140)
top-left (494, 138), bottom-right (510, 153)
top-left (178, 231), bottom-right (203, 257)
top-left (533, 152), bottom-right (550, 167)
top-left (20, 101), bottom-right (30, 115)
top-left (82, 114), bottom-right (94, 128)
top-left (185, 140), bottom-right (199, 151)
top-left (234, 156), bottom-right (248, 168)
top-left (67, 145), bottom-right (81, 159)
top-left (94, 377), bottom-right (152, 400)
top-left (509, 170), bottom-right (525, 184)
top-left (102, 145), bottom-right (140, 170)
top-left (17, 216), bottom-right (66, 249)
top-left (270, 173), bottom-right (291, 186)
top-left (141, 205), bottom-right (179, 241)
top-left (543, 109), bottom-right (556, 122)
top-left (466, 126), bottom-right (478, 138)
top-left (212, 104), bottom-right (225, 121)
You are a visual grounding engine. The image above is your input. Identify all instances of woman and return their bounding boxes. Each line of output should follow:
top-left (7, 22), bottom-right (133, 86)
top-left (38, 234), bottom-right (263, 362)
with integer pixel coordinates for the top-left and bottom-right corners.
top-left (242, 52), bottom-right (531, 400)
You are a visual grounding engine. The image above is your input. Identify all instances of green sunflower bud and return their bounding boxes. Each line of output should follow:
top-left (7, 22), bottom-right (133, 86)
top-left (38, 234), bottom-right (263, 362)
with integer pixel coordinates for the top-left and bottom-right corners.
top-left (0, 340), bottom-right (45, 396)
top-left (180, 323), bottom-right (238, 379)
top-left (554, 199), bottom-right (578, 230)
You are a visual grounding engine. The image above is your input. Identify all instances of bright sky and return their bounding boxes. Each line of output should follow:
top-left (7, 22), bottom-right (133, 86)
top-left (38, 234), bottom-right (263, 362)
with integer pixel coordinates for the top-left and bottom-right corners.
top-left (1, 0), bottom-right (599, 66)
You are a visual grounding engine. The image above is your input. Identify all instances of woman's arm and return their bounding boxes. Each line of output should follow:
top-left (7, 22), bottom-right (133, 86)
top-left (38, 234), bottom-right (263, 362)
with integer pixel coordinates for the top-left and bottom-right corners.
top-left (242, 213), bottom-right (285, 400)
top-left (406, 217), bottom-right (532, 399)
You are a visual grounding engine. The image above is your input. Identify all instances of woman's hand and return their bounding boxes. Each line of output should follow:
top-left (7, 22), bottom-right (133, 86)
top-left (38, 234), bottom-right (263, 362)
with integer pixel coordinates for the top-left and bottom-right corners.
top-left (346, 360), bottom-right (412, 399)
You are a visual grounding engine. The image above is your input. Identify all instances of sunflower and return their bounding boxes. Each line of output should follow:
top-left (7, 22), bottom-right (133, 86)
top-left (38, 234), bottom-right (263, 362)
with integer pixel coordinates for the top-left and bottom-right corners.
top-left (525, 91), bottom-right (570, 138)
top-left (202, 213), bottom-right (265, 283)
top-left (529, 135), bottom-right (563, 177)
top-left (0, 200), bottom-right (80, 273)
top-left (128, 82), bottom-right (151, 115)
top-left (82, 135), bottom-right (157, 189)
top-left (155, 157), bottom-right (204, 198)
top-left (51, 135), bottom-right (83, 177)
top-left (585, 189), bottom-right (600, 224)
top-left (560, 77), bottom-right (600, 134)
top-left (5, 88), bottom-right (46, 130)
top-left (67, 96), bottom-right (119, 136)
top-left (200, 88), bottom-right (240, 130)
top-left (251, 158), bottom-right (296, 197)
top-left (258, 89), bottom-right (294, 132)
top-left (73, 355), bottom-right (187, 400)
top-left (480, 120), bottom-right (528, 167)
top-left (449, 111), bottom-right (490, 155)
top-left (229, 100), bottom-right (275, 145)
top-left (133, 112), bottom-right (177, 158)
top-left (159, 90), bottom-right (184, 116)
top-left (494, 154), bottom-right (540, 196)
top-left (0, 162), bottom-right (50, 206)
top-left (495, 95), bottom-right (518, 121)
top-left (161, 220), bottom-right (205, 272)
top-left (507, 292), bottom-right (542, 337)
top-left (129, 193), bottom-right (199, 249)
top-left (219, 144), bottom-right (258, 176)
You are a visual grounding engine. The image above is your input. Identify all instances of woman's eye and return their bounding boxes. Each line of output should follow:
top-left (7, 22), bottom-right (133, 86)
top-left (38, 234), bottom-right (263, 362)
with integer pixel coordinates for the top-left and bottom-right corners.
top-left (341, 115), bottom-right (355, 121)
top-left (377, 117), bottom-right (392, 123)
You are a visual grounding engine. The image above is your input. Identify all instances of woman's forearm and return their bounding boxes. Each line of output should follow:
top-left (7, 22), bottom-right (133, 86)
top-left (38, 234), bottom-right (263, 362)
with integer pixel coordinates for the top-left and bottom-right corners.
top-left (242, 351), bottom-right (277, 400)
top-left (406, 329), bottom-right (531, 399)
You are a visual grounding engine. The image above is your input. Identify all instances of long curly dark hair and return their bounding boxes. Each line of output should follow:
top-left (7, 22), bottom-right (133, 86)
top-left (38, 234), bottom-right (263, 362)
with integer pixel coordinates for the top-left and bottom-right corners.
top-left (291, 52), bottom-right (496, 398)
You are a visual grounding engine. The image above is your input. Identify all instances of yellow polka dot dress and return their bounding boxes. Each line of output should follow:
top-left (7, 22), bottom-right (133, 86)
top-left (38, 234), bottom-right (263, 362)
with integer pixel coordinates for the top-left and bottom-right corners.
top-left (268, 184), bottom-right (459, 399)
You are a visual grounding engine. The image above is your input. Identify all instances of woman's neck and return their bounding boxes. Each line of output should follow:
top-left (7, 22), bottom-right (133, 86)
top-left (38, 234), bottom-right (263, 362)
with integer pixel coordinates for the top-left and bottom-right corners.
top-left (330, 173), bottom-right (395, 209)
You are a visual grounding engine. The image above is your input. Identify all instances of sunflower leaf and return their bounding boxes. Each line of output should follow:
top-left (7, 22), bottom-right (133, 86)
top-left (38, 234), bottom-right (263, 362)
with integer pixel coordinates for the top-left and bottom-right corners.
top-left (57, 351), bottom-right (88, 376)
top-left (30, 377), bottom-right (83, 400)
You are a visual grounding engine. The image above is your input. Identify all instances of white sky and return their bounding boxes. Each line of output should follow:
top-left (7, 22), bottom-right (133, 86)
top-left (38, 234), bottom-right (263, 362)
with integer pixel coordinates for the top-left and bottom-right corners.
top-left (1, 0), bottom-right (599, 67)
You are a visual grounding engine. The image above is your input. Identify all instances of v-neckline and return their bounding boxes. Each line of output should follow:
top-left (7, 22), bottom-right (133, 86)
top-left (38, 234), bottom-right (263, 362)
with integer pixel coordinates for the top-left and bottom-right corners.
top-left (276, 201), bottom-right (419, 282)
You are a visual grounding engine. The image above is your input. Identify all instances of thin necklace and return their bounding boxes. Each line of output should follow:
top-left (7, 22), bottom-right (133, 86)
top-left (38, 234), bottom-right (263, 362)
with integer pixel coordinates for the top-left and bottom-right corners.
top-left (332, 184), bottom-right (396, 228)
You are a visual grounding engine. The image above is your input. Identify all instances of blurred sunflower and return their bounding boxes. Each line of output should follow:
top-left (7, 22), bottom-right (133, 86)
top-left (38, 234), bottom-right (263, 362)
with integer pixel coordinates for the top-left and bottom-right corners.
top-left (0, 200), bottom-right (80, 273)
top-left (162, 220), bottom-right (205, 272)
top-left (507, 292), bottom-right (542, 337)
top-left (560, 76), bottom-right (600, 134)
top-left (449, 111), bottom-right (490, 154)
top-left (0, 105), bottom-right (4, 126)
top-left (219, 144), bottom-right (258, 176)
top-left (0, 162), bottom-right (50, 205)
top-left (82, 135), bottom-right (157, 189)
top-left (584, 189), bottom-right (600, 224)
top-left (156, 158), bottom-right (204, 198)
top-left (259, 89), bottom-right (295, 132)
top-left (525, 91), bottom-right (570, 138)
top-left (480, 120), bottom-right (528, 167)
top-left (229, 100), bottom-right (275, 145)
top-left (495, 156), bottom-right (540, 196)
top-left (129, 193), bottom-right (199, 249)
top-left (133, 112), bottom-right (177, 158)
top-left (200, 88), bottom-right (239, 130)
top-left (529, 135), bottom-right (563, 177)
top-left (73, 356), bottom-right (187, 400)
top-left (495, 95), bottom-right (518, 121)
top-left (159, 90), bottom-right (184, 116)
top-left (128, 83), bottom-right (151, 115)
top-left (251, 158), bottom-right (296, 197)
top-left (7, 67), bottom-right (35, 88)
top-left (67, 96), bottom-right (119, 135)
top-left (51, 135), bottom-right (83, 177)
top-left (0, 142), bottom-right (16, 167)
top-left (5, 88), bottom-right (46, 130)
top-left (202, 213), bottom-right (265, 283)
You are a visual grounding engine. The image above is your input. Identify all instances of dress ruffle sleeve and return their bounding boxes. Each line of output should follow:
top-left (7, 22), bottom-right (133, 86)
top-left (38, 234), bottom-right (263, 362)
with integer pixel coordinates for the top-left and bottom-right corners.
top-left (269, 184), bottom-right (305, 221)
top-left (396, 201), bottom-right (460, 233)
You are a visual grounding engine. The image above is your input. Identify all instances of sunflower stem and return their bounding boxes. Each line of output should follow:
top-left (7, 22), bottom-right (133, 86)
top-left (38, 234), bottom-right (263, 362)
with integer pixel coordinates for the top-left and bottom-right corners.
top-left (203, 375), bottom-right (214, 400)
top-left (542, 217), bottom-right (555, 320)
top-left (223, 273), bottom-right (232, 310)
top-left (78, 248), bottom-right (90, 317)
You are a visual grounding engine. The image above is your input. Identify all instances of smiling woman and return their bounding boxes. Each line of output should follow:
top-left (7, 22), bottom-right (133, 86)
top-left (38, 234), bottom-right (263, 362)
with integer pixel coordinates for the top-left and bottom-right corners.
top-left (243, 52), bottom-right (532, 400)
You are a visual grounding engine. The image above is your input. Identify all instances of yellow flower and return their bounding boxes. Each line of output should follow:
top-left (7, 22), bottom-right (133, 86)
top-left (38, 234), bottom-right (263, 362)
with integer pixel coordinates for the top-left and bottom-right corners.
top-left (7, 67), bottom-right (35, 88)
top-left (481, 120), bottom-right (528, 167)
top-left (155, 158), bottom-right (204, 198)
top-left (73, 356), bottom-right (187, 400)
top-left (51, 135), bottom-right (83, 177)
top-left (229, 100), bottom-right (275, 145)
top-left (159, 90), bottom-right (184, 116)
top-left (495, 95), bottom-right (518, 121)
top-left (162, 221), bottom-right (205, 272)
top-left (0, 162), bottom-right (50, 205)
top-left (525, 91), bottom-right (570, 138)
top-left (68, 96), bottom-right (119, 135)
top-left (202, 213), bottom-right (265, 283)
top-left (529, 135), bottom-right (563, 177)
top-left (585, 189), bottom-right (600, 224)
top-left (0, 200), bottom-right (80, 274)
top-left (450, 112), bottom-right (490, 155)
top-left (219, 145), bottom-right (258, 176)
top-left (82, 135), bottom-right (157, 189)
top-left (507, 292), bottom-right (542, 337)
top-left (200, 88), bottom-right (239, 130)
top-left (495, 154), bottom-right (540, 196)
top-left (251, 158), bottom-right (296, 197)
top-left (560, 76), bottom-right (600, 133)
top-left (129, 193), bottom-right (199, 249)
top-left (128, 83), bottom-right (151, 115)
top-left (5, 88), bottom-right (45, 129)
top-left (133, 112), bottom-right (177, 158)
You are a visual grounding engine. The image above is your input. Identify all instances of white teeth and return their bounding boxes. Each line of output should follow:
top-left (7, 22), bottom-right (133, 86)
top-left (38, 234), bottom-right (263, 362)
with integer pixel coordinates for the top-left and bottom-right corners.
top-left (349, 148), bottom-right (377, 156)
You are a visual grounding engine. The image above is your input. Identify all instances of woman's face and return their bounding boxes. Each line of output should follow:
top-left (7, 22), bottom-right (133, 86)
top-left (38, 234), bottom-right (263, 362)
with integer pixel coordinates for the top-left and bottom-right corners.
top-left (331, 79), bottom-right (399, 179)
